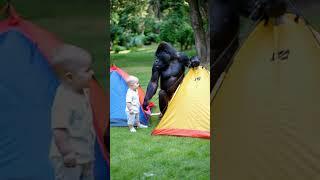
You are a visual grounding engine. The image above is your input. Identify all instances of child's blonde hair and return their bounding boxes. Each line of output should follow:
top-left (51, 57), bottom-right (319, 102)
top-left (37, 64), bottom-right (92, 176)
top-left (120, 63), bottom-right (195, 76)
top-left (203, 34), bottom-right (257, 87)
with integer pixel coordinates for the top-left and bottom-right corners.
top-left (51, 44), bottom-right (91, 75)
top-left (127, 75), bottom-right (139, 85)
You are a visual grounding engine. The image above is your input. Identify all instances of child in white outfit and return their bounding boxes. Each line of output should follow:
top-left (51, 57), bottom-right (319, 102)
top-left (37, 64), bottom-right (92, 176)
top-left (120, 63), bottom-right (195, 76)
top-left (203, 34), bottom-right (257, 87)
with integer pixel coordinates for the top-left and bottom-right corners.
top-left (126, 76), bottom-right (148, 132)
top-left (49, 44), bottom-right (95, 180)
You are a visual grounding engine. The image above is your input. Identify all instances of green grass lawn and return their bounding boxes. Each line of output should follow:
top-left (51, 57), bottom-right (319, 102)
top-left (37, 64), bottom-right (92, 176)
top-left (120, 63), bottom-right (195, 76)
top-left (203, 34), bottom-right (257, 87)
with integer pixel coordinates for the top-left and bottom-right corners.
top-left (110, 45), bottom-right (210, 179)
top-left (110, 120), bottom-right (210, 180)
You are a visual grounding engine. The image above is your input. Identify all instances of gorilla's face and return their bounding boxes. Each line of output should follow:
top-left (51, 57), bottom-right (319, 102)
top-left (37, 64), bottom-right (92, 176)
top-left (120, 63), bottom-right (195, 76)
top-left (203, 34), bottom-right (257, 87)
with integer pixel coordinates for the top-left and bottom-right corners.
top-left (154, 42), bottom-right (177, 69)
top-left (154, 52), bottom-right (170, 69)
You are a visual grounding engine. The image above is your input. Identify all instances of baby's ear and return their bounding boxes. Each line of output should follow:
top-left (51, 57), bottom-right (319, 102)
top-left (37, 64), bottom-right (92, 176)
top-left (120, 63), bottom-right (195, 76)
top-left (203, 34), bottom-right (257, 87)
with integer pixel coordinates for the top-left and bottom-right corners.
top-left (64, 72), bottom-right (73, 81)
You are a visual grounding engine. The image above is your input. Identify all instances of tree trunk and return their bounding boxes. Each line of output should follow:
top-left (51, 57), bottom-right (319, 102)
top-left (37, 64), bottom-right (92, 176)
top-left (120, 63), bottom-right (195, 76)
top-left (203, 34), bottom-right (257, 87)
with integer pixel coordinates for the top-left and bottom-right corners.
top-left (185, 44), bottom-right (189, 51)
top-left (200, 0), bottom-right (208, 23)
top-left (200, 0), bottom-right (210, 63)
top-left (206, 27), bottom-right (210, 63)
top-left (187, 0), bottom-right (208, 64)
top-left (156, 0), bottom-right (161, 19)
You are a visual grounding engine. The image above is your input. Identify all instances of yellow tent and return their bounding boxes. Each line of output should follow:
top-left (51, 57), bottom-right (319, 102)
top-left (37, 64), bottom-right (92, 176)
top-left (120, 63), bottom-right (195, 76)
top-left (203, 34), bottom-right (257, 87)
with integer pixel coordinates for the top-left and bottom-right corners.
top-left (152, 66), bottom-right (210, 139)
top-left (212, 13), bottom-right (320, 179)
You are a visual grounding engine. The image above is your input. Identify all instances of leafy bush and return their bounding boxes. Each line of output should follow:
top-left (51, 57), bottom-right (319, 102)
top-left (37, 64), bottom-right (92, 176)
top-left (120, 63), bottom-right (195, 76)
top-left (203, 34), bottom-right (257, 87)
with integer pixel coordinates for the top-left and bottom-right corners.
top-left (159, 17), bottom-right (179, 44)
top-left (176, 22), bottom-right (194, 50)
top-left (112, 45), bottom-right (126, 54)
top-left (111, 24), bottom-right (124, 45)
top-left (128, 35), bottom-right (145, 48)
top-left (111, 0), bottom-right (195, 50)
top-left (143, 33), bottom-right (160, 45)
top-left (144, 17), bottom-right (159, 35)
top-left (159, 12), bottom-right (194, 50)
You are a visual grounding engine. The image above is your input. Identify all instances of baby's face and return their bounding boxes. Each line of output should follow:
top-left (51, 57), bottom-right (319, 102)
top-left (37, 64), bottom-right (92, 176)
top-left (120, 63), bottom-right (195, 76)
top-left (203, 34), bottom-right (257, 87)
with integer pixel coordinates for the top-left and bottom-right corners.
top-left (71, 57), bottom-right (94, 89)
top-left (129, 81), bottom-right (139, 90)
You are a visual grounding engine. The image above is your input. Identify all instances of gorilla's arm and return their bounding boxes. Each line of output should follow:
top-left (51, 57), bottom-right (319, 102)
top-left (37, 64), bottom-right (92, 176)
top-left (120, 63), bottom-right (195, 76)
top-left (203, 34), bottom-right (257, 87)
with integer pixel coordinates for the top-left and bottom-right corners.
top-left (143, 65), bottom-right (160, 110)
top-left (177, 52), bottom-right (200, 68)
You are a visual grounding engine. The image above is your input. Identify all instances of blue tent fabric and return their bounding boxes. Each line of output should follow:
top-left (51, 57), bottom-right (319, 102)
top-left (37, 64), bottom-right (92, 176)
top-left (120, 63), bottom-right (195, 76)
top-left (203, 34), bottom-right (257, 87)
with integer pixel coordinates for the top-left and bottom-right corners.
top-left (0, 30), bottom-right (107, 180)
top-left (110, 70), bottom-right (148, 126)
top-left (94, 139), bottom-right (109, 180)
top-left (110, 71), bottom-right (128, 126)
top-left (0, 30), bottom-right (58, 180)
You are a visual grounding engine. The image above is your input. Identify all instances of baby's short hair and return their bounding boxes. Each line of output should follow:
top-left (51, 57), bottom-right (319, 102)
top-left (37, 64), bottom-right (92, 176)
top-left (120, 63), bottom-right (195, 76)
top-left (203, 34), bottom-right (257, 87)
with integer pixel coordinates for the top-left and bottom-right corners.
top-left (127, 75), bottom-right (139, 85)
top-left (51, 44), bottom-right (91, 74)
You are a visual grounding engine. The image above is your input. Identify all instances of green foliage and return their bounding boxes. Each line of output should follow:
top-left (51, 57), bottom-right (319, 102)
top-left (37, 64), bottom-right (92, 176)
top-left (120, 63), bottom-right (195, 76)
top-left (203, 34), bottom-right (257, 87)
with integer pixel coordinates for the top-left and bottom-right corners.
top-left (112, 45), bottom-right (126, 53)
top-left (159, 4), bottom-right (194, 50)
top-left (128, 34), bottom-right (145, 48)
top-left (111, 0), bottom-right (149, 47)
top-left (176, 21), bottom-right (194, 50)
top-left (159, 15), bottom-right (179, 44)
top-left (144, 17), bottom-right (160, 35)
top-left (144, 33), bottom-right (161, 45)
top-left (111, 0), bottom-right (195, 50)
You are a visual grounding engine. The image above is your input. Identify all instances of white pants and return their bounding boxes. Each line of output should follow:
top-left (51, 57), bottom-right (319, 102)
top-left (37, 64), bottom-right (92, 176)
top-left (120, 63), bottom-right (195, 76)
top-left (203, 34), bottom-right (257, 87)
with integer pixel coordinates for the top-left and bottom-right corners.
top-left (51, 158), bottom-right (94, 180)
top-left (126, 112), bottom-right (139, 125)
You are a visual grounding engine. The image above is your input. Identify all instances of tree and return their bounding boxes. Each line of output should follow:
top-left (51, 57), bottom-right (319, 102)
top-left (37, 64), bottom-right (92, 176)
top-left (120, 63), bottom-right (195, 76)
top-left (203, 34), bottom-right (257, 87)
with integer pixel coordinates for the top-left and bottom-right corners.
top-left (111, 0), bottom-right (149, 47)
top-left (186, 0), bottom-right (209, 64)
top-left (110, 0), bottom-right (207, 54)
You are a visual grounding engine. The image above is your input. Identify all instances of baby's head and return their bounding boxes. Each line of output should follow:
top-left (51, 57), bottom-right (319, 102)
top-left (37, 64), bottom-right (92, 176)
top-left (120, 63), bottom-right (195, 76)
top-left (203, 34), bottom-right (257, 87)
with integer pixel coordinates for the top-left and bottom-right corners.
top-left (51, 44), bottom-right (94, 90)
top-left (127, 76), bottom-right (139, 90)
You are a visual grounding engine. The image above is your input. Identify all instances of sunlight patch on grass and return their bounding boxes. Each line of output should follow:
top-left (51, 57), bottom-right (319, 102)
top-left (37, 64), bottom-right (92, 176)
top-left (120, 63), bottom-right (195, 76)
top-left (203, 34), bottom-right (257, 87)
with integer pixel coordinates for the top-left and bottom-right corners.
top-left (118, 50), bottom-right (132, 54)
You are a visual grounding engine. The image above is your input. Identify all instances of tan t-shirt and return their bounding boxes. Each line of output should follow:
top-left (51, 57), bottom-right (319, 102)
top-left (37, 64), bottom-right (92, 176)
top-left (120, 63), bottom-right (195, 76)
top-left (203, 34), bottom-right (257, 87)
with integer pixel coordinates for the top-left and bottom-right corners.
top-left (49, 84), bottom-right (96, 164)
top-left (125, 88), bottom-right (140, 113)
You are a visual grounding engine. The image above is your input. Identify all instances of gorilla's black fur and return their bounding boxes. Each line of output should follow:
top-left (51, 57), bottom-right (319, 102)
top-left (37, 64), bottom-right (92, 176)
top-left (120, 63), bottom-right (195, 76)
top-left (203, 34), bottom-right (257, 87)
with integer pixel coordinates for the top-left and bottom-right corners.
top-left (143, 42), bottom-right (200, 115)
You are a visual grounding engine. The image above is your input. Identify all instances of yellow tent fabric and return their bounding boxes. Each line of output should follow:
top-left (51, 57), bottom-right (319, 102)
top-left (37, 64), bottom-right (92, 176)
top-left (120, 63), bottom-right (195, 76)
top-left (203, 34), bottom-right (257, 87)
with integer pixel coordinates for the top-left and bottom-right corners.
top-left (212, 14), bottom-right (320, 179)
top-left (152, 66), bottom-right (210, 139)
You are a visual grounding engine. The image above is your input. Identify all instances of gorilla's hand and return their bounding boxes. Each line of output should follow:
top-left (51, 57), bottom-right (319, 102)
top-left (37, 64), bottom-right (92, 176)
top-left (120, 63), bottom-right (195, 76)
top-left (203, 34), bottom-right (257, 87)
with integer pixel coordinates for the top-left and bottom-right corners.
top-left (190, 56), bottom-right (200, 68)
top-left (143, 101), bottom-right (149, 111)
top-left (261, 0), bottom-right (287, 18)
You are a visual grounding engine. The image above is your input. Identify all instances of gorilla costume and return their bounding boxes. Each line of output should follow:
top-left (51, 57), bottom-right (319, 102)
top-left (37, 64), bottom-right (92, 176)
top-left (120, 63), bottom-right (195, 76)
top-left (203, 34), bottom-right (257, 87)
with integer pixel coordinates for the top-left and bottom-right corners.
top-left (142, 42), bottom-right (200, 115)
top-left (211, 0), bottom-right (288, 90)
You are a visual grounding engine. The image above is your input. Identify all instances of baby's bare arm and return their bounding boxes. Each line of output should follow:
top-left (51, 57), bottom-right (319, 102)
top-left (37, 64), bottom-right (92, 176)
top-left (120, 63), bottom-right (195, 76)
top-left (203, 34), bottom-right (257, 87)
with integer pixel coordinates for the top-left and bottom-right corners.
top-left (126, 102), bottom-right (133, 111)
top-left (53, 128), bottom-right (74, 156)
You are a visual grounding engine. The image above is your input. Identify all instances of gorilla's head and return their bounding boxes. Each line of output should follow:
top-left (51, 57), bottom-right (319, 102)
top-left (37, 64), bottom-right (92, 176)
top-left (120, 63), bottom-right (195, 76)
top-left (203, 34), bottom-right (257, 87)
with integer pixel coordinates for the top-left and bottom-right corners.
top-left (155, 42), bottom-right (177, 61)
top-left (154, 42), bottom-right (178, 69)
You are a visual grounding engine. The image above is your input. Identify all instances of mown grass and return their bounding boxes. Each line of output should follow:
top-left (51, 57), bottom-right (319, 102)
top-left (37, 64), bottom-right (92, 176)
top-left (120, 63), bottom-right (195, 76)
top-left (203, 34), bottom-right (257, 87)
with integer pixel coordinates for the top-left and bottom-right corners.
top-left (110, 120), bottom-right (210, 180)
top-left (110, 45), bottom-right (210, 179)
